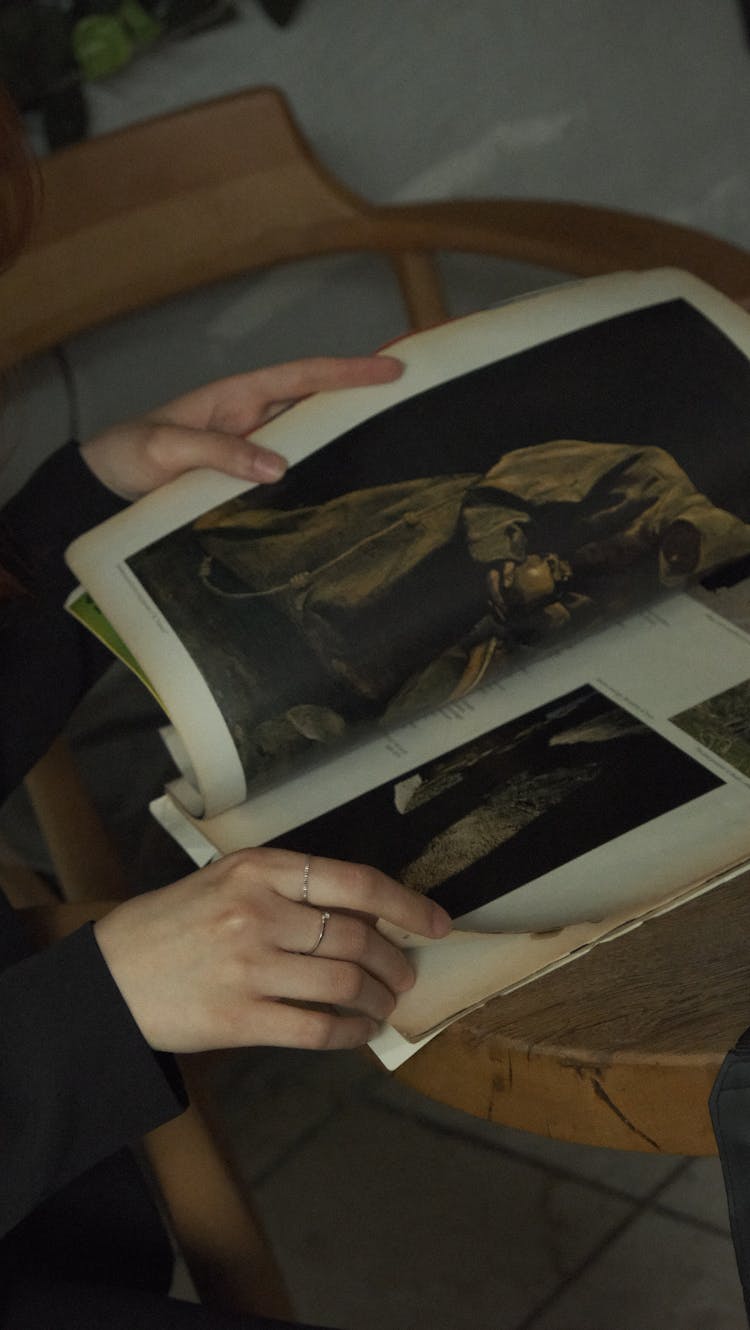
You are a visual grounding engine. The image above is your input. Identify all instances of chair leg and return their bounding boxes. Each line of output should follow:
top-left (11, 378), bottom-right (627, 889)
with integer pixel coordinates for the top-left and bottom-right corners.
top-left (0, 832), bottom-right (58, 907)
top-left (24, 736), bottom-right (131, 902)
top-left (142, 1061), bottom-right (294, 1321)
top-left (391, 250), bottom-right (448, 330)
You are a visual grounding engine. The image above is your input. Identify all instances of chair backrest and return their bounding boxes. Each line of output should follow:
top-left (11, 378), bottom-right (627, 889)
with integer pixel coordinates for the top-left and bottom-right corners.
top-left (3, 84), bottom-right (750, 371)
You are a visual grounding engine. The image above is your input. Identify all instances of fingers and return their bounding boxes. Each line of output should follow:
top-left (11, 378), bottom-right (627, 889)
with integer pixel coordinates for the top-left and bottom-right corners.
top-left (159, 355), bottom-right (403, 436)
top-left (240, 1000), bottom-right (380, 1051)
top-left (79, 420), bottom-right (287, 498)
top-left (211, 866), bottom-right (418, 1001)
top-left (240, 355), bottom-right (404, 407)
top-left (279, 901), bottom-right (416, 996)
top-left (141, 354), bottom-right (403, 484)
top-left (268, 952), bottom-right (398, 1022)
top-left (236, 900), bottom-right (419, 1047)
top-left (213, 864), bottom-right (419, 1027)
top-left (81, 355), bottom-right (403, 499)
top-left (243, 847), bottom-right (451, 939)
top-left (141, 423), bottom-right (288, 485)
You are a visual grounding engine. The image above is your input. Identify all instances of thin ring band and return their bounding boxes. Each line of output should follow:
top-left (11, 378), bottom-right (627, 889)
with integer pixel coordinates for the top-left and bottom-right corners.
top-left (303, 909), bottom-right (331, 956)
top-left (301, 854), bottom-right (312, 903)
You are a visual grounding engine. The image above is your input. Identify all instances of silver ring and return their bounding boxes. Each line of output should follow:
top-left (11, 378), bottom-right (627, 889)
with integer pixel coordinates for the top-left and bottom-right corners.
top-left (303, 908), bottom-right (331, 956)
top-left (301, 854), bottom-right (312, 903)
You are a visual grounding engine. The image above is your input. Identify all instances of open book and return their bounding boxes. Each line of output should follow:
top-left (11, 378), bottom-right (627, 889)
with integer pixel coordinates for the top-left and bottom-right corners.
top-left (66, 269), bottom-right (750, 1066)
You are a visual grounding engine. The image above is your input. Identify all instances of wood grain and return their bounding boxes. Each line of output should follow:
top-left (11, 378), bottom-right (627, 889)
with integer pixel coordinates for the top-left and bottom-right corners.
top-left (395, 870), bottom-right (750, 1154)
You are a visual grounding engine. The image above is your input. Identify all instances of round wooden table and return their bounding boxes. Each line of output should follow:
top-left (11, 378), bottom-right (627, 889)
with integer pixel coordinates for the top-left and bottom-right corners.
top-left (394, 869), bottom-right (750, 1155)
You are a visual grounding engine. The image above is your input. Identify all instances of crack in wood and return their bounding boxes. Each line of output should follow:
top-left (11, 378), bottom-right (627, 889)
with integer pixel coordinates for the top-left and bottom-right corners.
top-left (592, 1076), bottom-right (660, 1150)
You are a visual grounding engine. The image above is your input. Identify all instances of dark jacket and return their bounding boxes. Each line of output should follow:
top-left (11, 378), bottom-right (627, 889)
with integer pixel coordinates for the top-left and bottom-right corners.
top-left (0, 444), bottom-right (186, 1310)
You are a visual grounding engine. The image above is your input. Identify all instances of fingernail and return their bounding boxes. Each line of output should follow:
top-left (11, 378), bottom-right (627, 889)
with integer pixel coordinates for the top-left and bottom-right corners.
top-left (398, 963), bottom-right (416, 992)
top-left (431, 904), bottom-right (452, 936)
top-left (253, 451), bottom-right (287, 482)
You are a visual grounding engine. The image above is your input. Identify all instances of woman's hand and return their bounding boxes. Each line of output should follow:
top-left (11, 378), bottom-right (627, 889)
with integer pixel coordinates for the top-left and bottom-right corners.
top-left (79, 355), bottom-right (402, 500)
top-left (94, 849), bottom-right (451, 1053)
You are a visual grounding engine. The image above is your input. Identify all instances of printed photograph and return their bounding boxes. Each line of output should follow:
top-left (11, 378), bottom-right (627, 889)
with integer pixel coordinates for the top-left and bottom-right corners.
top-left (269, 684), bottom-right (723, 918)
top-left (127, 299), bottom-right (750, 788)
top-left (672, 678), bottom-right (750, 780)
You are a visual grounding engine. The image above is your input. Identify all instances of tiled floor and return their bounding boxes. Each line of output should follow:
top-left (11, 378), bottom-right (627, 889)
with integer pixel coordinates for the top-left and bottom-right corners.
top-left (7, 3), bottom-right (750, 1326)
top-left (205, 1047), bottom-right (748, 1329)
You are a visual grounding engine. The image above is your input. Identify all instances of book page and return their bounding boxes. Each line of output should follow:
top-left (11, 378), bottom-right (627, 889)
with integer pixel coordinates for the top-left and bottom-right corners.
top-left (68, 268), bottom-right (750, 816)
top-left (153, 578), bottom-right (750, 1043)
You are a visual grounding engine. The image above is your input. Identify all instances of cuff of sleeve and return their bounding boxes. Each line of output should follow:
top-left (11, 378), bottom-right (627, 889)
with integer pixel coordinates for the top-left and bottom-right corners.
top-left (0, 923), bottom-right (187, 1231)
top-left (79, 920), bottom-right (188, 1115)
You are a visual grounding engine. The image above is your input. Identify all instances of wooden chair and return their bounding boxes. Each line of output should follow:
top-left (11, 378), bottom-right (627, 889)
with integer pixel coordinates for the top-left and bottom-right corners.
top-left (3, 84), bottom-right (750, 375)
top-left (4, 88), bottom-right (750, 1257)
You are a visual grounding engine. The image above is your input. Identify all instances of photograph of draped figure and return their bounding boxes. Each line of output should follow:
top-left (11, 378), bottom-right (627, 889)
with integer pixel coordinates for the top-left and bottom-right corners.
top-left (127, 298), bottom-right (750, 790)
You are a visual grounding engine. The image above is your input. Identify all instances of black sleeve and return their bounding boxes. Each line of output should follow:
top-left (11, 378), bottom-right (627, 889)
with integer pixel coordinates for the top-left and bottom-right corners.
top-left (0, 896), bottom-right (187, 1238)
top-left (0, 444), bottom-right (188, 1233)
top-left (0, 442), bottom-right (127, 799)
